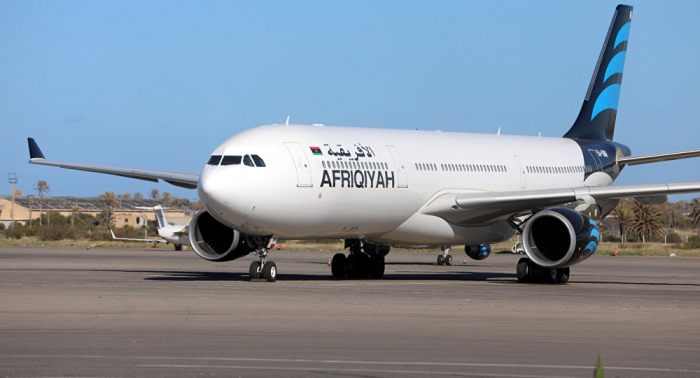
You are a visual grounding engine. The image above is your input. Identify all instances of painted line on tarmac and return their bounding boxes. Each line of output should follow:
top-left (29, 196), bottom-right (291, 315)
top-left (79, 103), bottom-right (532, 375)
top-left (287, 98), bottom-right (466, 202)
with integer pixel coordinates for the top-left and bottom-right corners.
top-left (2, 354), bottom-right (700, 374)
top-left (138, 364), bottom-right (574, 377)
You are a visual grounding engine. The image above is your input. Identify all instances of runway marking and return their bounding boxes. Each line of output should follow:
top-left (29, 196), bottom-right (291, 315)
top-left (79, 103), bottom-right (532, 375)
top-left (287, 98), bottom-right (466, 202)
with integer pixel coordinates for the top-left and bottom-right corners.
top-left (138, 364), bottom-right (575, 377)
top-left (3, 354), bottom-right (700, 374)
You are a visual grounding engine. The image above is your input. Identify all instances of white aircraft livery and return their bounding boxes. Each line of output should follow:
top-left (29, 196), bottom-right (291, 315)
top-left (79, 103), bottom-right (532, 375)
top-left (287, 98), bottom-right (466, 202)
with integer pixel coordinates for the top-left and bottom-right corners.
top-left (27, 5), bottom-right (700, 283)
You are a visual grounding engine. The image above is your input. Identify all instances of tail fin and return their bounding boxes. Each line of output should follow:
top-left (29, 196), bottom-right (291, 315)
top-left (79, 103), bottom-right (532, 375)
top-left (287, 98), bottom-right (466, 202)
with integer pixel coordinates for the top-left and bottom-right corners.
top-left (564, 5), bottom-right (633, 141)
top-left (153, 205), bottom-right (168, 229)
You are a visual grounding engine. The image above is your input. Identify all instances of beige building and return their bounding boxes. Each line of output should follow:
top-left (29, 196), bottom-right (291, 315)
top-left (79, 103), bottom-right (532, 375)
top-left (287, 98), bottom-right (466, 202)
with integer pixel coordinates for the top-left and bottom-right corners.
top-left (0, 195), bottom-right (188, 228)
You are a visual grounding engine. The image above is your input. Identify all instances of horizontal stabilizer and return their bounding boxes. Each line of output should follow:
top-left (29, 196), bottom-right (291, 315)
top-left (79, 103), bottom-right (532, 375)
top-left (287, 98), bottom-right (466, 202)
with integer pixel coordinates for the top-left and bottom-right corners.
top-left (618, 149), bottom-right (700, 166)
top-left (110, 229), bottom-right (165, 243)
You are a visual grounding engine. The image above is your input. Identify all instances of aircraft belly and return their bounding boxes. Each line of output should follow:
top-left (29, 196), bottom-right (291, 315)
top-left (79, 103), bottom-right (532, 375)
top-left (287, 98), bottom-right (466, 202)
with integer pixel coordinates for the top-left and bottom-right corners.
top-left (370, 212), bottom-right (515, 246)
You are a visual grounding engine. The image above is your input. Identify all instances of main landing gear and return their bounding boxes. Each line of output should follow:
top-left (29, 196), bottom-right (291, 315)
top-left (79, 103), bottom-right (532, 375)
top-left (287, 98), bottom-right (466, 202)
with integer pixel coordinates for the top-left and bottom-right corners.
top-left (248, 235), bottom-right (278, 282)
top-left (516, 258), bottom-right (570, 284)
top-left (174, 244), bottom-right (183, 251)
top-left (331, 240), bottom-right (387, 279)
top-left (437, 245), bottom-right (453, 266)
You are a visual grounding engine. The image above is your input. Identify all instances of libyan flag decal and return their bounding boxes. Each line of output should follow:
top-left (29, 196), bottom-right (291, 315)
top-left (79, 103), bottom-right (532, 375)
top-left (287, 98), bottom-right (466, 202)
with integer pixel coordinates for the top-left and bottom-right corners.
top-left (310, 147), bottom-right (323, 155)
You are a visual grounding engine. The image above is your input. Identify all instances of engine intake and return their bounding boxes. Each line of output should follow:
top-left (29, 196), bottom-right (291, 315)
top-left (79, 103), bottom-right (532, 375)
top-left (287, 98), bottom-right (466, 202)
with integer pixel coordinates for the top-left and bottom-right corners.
top-left (188, 210), bottom-right (252, 262)
top-left (522, 208), bottom-right (599, 268)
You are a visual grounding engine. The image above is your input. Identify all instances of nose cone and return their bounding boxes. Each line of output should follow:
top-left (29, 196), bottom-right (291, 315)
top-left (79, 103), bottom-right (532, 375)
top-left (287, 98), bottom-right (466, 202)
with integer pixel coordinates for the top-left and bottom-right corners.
top-left (198, 167), bottom-right (230, 217)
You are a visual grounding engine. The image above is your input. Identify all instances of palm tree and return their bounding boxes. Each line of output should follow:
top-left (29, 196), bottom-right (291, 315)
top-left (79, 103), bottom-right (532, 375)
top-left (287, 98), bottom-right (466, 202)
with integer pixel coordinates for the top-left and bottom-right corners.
top-left (134, 192), bottom-right (143, 200)
top-left (70, 206), bottom-right (81, 228)
top-left (122, 192), bottom-right (132, 200)
top-left (630, 201), bottom-right (665, 243)
top-left (161, 192), bottom-right (172, 204)
top-left (150, 189), bottom-right (160, 200)
top-left (98, 191), bottom-right (118, 226)
top-left (610, 201), bottom-right (634, 243)
top-left (33, 180), bottom-right (50, 226)
top-left (691, 198), bottom-right (700, 225)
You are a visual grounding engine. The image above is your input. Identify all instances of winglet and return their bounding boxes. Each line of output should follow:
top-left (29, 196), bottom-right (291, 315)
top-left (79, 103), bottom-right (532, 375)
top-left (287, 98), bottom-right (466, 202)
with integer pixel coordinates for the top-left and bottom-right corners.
top-left (28, 138), bottom-right (46, 159)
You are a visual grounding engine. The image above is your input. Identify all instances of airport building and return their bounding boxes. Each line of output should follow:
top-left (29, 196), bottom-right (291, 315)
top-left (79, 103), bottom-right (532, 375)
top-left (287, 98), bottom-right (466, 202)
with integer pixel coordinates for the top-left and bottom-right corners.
top-left (0, 195), bottom-right (189, 228)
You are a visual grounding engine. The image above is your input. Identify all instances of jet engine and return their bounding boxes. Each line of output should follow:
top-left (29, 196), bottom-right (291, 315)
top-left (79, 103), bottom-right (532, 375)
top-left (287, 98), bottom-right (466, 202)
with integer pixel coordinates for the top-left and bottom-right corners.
top-left (522, 208), bottom-right (599, 268)
top-left (465, 244), bottom-right (491, 260)
top-left (188, 210), bottom-right (252, 262)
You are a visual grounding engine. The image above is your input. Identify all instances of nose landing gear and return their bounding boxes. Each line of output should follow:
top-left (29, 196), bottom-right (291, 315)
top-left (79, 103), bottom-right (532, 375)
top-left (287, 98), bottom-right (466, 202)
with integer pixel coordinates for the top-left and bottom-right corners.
top-left (248, 235), bottom-right (278, 282)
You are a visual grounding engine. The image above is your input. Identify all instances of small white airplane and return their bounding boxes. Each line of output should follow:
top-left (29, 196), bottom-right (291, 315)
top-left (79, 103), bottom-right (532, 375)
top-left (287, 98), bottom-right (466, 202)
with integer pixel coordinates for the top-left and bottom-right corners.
top-left (110, 205), bottom-right (190, 250)
top-left (26, 5), bottom-right (700, 283)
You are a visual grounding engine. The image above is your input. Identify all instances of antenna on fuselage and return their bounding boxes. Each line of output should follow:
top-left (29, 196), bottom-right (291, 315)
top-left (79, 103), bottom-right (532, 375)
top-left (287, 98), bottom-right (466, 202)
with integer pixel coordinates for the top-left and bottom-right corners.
top-left (497, 127), bottom-right (501, 135)
top-left (286, 116), bottom-right (290, 125)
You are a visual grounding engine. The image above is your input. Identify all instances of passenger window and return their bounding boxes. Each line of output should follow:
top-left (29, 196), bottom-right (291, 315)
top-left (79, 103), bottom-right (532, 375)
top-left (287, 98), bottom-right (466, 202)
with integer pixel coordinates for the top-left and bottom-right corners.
top-left (207, 155), bottom-right (222, 166)
top-left (243, 155), bottom-right (254, 167)
top-left (323, 161), bottom-right (327, 169)
top-left (251, 155), bottom-right (266, 167)
top-left (221, 155), bottom-right (242, 166)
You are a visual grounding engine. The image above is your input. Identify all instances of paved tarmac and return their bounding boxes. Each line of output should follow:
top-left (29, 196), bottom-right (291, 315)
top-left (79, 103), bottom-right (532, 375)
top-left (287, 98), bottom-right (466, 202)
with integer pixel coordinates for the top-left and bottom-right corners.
top-left (1, 245), bottom-right (699, 377)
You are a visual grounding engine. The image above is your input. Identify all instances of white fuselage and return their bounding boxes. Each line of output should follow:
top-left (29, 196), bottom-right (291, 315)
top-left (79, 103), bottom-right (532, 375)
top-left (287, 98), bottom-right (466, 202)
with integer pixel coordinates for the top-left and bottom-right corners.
top-left (198, 125), bottom-right (593, 246)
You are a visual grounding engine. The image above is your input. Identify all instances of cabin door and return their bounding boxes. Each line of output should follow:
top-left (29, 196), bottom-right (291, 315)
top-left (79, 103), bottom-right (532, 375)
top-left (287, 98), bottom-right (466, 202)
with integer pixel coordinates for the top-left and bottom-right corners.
top-left (284, 142), bottom-right (313, 187)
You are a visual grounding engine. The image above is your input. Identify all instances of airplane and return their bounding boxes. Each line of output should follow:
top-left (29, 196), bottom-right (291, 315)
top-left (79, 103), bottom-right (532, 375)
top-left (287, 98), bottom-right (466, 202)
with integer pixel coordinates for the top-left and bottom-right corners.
top-left (109, 205), bottom-right (190, 250)
top-left (26, 5), bottom-right (700, 283)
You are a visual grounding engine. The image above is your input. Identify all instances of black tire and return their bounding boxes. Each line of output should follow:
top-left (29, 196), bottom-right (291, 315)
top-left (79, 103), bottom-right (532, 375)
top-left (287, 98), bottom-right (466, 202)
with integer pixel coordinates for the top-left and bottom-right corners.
top-left (174, 244), bottom-right (182, 251)
top-left (541, 267), bottom-right (558, 284)
top-left (445, 255), bottom-right (453, 266)
top-left (262, 261), bottom-right (277, 282)
top-left (516, 258), bottom-right (530, 282)
top-left (249, 261), bottom-right (261, 280)
top-left (353, 253), bottom-right (370, 278)
top-left (331, 253), bottom-right (347, 278)
top-left (437, 255), bottom-right (445, 266)
top-left (368, 256), bottom-right (385, 279)
top-left (556, 267), bottom-right (570, 284)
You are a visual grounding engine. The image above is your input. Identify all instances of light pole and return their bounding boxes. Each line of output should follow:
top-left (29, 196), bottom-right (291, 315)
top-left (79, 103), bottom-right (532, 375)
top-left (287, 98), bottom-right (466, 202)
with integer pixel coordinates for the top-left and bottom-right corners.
top-left (8, 174), bottom-right (17, 227)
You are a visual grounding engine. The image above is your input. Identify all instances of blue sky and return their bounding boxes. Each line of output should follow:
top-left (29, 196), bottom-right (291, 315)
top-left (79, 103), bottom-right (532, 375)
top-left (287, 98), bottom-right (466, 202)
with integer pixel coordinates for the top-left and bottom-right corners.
top-left (1, 0), bottom-right (699, 201)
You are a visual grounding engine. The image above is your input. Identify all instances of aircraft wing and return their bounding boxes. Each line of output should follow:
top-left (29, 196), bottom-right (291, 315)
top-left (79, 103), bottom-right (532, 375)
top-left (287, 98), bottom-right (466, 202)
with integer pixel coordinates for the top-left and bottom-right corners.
top-left (110, 230), bottom-right (166, 243)
top-left (423, 182), bottom-right (700, 226)
top-left (27, 138), bottom-right (199, 189)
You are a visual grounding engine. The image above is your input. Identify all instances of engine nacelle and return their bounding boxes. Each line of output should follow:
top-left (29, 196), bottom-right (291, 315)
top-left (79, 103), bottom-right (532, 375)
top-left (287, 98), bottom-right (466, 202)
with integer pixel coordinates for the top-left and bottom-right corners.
top-left (522, 208), bottom-right (599, 268)
top-left (465, 244), bottom-right (491, 260)
top-left (188, 210), bottom-right (252, 262)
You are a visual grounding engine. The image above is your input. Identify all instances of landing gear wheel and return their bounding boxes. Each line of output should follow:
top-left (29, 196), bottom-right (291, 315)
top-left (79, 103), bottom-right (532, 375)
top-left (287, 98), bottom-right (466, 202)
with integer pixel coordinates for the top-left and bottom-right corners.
top-left (262, 261), bottom-right (277, 282)
top-left (368, 256), bottom-right (385, 279)
top-left (541, 267), bottom-right (558, 284)
top-left (556, 267), bottom-right (570, 284)
top-left (444, 255), bottom-right (453, 266)
top-left (174, 244), bottom-right (182, 251)
top-left (516, 258), bottom-right (530, 282)
top-left (331, 253), bottom-right (347, 278)
top-left (249, 261), bottom-right (261, 280)
top-left (437, 255), bottom-right (445, 266)
top-left (346, 253), bottom-right (369, 278)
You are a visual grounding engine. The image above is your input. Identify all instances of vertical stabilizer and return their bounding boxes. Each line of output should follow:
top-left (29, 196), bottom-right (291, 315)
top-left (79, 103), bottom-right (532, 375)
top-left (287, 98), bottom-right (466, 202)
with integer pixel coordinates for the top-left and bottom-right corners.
top-left (154, 205), bottom-right (168, 229)
top-left (564, 5), bottom-right (633, 141)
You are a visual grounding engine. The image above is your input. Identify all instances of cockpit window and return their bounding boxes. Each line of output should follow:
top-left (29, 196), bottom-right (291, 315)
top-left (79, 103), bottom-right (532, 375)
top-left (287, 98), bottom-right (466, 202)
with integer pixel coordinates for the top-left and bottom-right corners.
top-left (221, 155), bottom-right (242, 166)
top-left (207, 155), bottom-right (222, 165)
top-left (252, 155), bottom-right (265, 167)
top-left (243, 155), bottom-right (254, 167)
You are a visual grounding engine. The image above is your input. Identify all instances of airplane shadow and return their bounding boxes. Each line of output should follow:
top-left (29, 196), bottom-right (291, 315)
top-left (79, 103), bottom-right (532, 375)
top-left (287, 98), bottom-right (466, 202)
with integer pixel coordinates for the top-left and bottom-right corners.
top-left (144, 270), bottom-right (515, 283)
